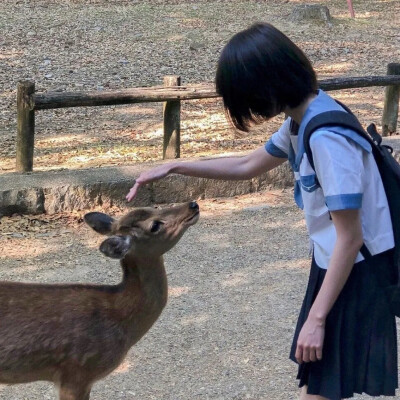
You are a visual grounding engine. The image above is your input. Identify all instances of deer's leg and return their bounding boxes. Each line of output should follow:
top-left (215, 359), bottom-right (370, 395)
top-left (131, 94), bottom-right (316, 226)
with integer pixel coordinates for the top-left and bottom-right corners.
top-left (59, 384), bottom-right (91, 400)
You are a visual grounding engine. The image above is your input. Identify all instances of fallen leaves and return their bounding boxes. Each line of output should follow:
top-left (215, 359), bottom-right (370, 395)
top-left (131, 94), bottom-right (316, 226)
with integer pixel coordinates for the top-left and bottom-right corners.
top-left (0, 212), bottom-right (83, 239)
top-left (0, 0), bottom-right (399, 174)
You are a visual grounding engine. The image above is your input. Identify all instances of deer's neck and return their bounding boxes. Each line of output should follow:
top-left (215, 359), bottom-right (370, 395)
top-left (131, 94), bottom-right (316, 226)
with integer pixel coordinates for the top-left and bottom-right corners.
top-left (115, 255), bottom-right (168, 333)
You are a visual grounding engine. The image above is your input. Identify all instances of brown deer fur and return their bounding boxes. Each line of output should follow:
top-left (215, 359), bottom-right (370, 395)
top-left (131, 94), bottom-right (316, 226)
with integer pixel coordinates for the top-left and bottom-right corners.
top-left (0, 201), bottom-right (199, 400)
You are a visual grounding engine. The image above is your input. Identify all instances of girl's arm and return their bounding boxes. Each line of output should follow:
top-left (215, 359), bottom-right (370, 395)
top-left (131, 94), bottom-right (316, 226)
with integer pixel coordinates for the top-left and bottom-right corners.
top-left (126, 146), bottom-right (286, 201)
top-left (295, 208), bottom-right (363, 364)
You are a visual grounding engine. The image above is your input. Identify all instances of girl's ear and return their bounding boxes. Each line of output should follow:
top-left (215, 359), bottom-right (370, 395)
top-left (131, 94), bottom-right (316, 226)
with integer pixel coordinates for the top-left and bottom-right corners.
top-left (84, 212), bottom-right (115, 235)
top-left (99, 235), bottom-right (133, 259)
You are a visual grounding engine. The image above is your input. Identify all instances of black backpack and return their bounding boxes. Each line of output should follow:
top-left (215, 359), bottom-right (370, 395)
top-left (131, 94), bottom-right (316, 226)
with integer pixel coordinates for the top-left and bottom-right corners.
top-left (303, 101), bottom-right (400, 316)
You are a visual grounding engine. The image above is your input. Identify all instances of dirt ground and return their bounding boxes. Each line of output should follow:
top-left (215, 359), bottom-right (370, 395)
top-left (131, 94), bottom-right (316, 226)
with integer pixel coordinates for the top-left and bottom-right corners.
top-left (0, 0), bottom-right (400, 173)
top-left (0, 191), bottom-right (398, 400)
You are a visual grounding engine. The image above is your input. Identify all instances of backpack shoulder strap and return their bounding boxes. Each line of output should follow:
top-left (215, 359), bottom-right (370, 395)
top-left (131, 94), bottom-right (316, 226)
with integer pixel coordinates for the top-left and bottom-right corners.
top-left (336, 99), bottom-right (382, 144)
top-left (303, 110), bottom-right (372, 171)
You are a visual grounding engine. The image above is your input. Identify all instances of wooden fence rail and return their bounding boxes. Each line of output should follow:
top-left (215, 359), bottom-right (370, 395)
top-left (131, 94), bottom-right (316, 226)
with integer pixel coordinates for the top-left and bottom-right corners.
top-left (17, 66), bottom-right (400, 172)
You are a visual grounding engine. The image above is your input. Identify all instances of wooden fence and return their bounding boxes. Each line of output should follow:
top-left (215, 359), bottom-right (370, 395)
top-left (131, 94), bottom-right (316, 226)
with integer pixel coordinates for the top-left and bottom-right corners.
top-left (17, 63), bottom-right (400, 172)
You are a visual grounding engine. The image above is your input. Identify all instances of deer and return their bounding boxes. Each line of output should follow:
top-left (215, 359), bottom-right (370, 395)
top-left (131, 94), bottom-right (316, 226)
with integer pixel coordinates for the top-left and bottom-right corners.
top-left (0, 201), bottom-right (199, 400)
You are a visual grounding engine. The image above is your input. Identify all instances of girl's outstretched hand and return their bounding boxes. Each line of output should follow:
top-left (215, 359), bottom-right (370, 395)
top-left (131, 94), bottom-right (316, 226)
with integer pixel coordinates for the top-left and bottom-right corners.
top-left (126, 164), bottom-right (174, 202)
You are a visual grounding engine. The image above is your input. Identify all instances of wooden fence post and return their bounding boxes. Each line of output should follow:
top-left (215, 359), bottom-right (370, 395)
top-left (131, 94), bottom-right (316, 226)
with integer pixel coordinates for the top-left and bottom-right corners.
top-left (163, 75), bottom-right (181, 159)
top-left (382, 63), bottom-right (400, 136)
top-left (16, 80), bottom-right (35, 172)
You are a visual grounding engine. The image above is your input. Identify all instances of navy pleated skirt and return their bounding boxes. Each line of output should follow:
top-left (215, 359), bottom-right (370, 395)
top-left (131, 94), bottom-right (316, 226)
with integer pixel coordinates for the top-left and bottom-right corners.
top-left (290, 250), bottom-right (398, 399)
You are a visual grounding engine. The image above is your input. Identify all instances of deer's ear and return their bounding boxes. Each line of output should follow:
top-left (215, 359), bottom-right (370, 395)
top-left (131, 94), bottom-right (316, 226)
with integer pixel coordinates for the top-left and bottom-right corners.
top-left (99, 236), bottom-right (133, 259)
top-left (84, 212), bottom-right (115, 235)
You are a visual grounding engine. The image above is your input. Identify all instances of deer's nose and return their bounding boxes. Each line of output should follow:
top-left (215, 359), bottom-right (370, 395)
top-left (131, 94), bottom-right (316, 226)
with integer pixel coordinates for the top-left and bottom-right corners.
top-left (189, 201), bottom-right (199, 210)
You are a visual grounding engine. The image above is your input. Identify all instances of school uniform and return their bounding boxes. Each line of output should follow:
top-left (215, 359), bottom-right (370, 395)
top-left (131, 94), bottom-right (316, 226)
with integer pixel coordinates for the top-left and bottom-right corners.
top-left (265, 90), bottom-right (398, 399)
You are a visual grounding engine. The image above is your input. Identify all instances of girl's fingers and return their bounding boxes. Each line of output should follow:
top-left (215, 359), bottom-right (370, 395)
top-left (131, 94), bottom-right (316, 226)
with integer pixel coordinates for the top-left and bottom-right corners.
top-left (126, 183), bottom-right (140, 202)
top-left (296, 344), bottom-right (322, 363)
top-left (309, 348), bottom-right (317, 362)
top-left (302, 347), bottom-right (310, 363)
top-left (125, 166), bottom-right (170, 201)
top-left (295, 345), bottom-right (303, 364)
top-left (125, 172), bottom-right (161, 202)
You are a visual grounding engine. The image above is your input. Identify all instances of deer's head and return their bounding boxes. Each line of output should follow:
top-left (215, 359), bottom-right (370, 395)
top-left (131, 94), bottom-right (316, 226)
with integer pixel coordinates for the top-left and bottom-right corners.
top-left (85, 201), bottom-right (199, 259)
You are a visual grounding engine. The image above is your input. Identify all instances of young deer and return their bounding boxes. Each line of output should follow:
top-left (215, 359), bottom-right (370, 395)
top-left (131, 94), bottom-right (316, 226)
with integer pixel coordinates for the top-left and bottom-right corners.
top-left (0, 201), bottom-right (199, 400)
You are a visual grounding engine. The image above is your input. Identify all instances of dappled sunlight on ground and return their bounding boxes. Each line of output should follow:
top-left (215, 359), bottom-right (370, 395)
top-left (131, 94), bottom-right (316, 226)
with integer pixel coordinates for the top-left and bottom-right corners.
top-left (113, 105), bottom-right (160, 116)
top-left (0, 239), bottom-right (61, 260)
top-left (181, 313), bottom-right (210, 326)
top-left (317, 61), bottom-right (354, 74)
top-left (264, 258), bottom-right (311, 271)
top-left (221, 272), bottom-right (250, 288)
top-left (111, 360), bottom-right (132, 375)
top-left (169, 286), bottom-right (192, 297)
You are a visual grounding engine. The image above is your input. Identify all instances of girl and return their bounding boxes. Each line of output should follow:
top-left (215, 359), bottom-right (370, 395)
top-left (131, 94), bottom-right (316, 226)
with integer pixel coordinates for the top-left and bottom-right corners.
top-left (126, 23), bottom-right (398, 400)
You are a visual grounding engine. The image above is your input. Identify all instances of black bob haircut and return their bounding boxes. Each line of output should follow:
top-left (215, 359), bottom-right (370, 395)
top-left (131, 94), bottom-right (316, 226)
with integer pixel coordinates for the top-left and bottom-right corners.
top-left (216, 23), bottom-right (317, 132)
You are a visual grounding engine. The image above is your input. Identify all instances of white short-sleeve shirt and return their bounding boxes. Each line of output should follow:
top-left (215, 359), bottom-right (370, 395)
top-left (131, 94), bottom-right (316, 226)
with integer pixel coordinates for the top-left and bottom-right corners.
top-left (265, 90), bottom-right (394, 269)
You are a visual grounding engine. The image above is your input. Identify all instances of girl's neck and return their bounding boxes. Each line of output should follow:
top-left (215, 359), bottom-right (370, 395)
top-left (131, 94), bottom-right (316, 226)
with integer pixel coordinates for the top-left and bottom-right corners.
top-left (284, 92), bottom-right (317, 125)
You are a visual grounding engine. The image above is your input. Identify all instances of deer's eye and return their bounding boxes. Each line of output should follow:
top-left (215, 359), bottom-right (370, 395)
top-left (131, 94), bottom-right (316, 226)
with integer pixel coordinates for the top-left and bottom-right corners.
top-left (150, 221), bottom-right (162, 233)
top-left (118, 225), bottom-right (131, 233)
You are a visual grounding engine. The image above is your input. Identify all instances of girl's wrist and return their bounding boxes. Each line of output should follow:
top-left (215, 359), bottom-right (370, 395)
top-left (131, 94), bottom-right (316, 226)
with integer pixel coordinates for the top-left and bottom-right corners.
top-left (308, 310), bottom-right (327, 325)
top-left (167, 162), bottom-right (179, 174)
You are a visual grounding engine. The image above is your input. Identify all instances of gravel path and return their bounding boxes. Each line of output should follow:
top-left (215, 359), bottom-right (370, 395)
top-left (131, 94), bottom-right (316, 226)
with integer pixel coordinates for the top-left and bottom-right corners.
top-left (0, 191), bottom-right (398, 399)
